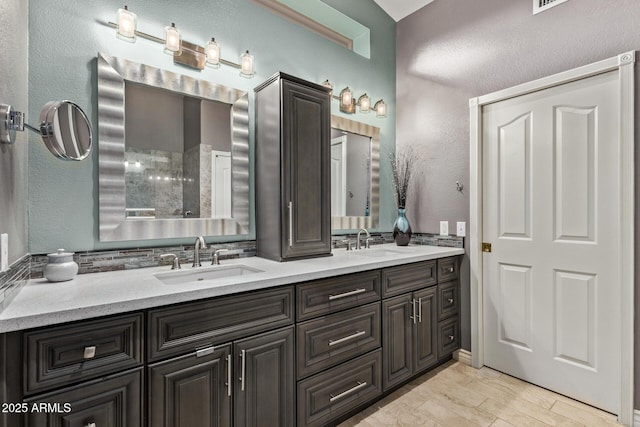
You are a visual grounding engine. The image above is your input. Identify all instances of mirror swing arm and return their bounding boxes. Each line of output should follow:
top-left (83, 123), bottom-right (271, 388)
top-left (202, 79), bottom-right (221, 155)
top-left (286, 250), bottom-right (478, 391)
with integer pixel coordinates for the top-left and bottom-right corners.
top-left (0, 101), bottom-right (92, 161)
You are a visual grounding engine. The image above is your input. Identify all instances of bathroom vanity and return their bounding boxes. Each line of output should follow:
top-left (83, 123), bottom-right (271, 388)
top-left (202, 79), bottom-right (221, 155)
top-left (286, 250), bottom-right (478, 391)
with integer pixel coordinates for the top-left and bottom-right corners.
top-left (0, 245), bottom-right (462, 427)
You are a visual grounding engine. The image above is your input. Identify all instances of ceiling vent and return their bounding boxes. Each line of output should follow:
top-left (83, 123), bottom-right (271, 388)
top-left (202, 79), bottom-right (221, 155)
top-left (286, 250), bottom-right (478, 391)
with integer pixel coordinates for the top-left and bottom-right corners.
top-left (533, 0), bottom-right (569, 14)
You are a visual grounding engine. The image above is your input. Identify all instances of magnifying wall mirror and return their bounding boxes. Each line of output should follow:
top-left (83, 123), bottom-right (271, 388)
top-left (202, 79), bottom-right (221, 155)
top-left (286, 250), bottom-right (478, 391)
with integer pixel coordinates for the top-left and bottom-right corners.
top-left (0, 101), bottom-right (92, 161)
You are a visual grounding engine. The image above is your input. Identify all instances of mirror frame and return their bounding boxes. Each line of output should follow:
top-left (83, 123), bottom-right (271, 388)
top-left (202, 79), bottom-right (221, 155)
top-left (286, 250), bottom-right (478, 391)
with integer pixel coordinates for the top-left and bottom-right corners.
top-left (330, 115), bottom-right (380, 231)
top-left (97, 53), bottom-right (250, 241)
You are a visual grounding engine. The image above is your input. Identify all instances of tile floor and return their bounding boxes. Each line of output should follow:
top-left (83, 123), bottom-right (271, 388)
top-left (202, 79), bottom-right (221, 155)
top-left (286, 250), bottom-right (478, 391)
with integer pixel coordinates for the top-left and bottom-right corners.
top-left (338, 361), bottom-right (623, 427)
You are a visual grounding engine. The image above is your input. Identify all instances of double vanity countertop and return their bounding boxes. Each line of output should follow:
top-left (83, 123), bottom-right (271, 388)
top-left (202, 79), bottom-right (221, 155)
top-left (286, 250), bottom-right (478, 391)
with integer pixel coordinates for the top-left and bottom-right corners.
top-left (0, 244), bottom-right (464, 333)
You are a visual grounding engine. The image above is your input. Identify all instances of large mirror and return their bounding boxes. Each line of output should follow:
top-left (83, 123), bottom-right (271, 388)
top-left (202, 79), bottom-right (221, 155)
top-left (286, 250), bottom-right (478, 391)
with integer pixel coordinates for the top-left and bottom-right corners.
top-left (330, 115), bottom-right (380, 230)
top-left (98, 53), bottom-right (249, 241)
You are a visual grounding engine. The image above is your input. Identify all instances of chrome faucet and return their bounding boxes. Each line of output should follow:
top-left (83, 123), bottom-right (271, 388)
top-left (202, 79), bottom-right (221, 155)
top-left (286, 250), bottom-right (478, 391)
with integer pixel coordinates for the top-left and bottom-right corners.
top-left (356, 228), bottom-right (371, 250)
top-left (212, 248), bottom-right (229, 265)
top-left (193, 236), bottom-right (207, 267)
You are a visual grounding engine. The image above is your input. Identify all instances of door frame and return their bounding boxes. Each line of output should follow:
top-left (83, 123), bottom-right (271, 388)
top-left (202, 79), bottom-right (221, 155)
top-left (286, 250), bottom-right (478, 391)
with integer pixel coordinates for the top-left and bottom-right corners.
top-left (469, 51), bottom-right (635, 425)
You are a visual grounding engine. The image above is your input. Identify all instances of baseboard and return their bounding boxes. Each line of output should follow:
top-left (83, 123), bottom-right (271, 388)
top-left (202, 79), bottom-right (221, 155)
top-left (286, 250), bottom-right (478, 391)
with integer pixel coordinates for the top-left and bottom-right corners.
top-left (453, 349), bottom-right (472, 366)
top-left (633, 409), bottom-right (640, 427)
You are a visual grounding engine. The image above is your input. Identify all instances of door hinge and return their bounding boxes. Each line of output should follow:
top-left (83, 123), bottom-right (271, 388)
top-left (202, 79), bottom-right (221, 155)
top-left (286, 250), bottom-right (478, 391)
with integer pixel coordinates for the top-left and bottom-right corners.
top-left (482, 242), bottom-right (492, 253)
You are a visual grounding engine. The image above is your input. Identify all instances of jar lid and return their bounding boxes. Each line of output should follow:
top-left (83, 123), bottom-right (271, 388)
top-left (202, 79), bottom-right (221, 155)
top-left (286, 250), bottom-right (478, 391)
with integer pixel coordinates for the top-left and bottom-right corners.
top-left (47, 248), bottom-right (74, 259)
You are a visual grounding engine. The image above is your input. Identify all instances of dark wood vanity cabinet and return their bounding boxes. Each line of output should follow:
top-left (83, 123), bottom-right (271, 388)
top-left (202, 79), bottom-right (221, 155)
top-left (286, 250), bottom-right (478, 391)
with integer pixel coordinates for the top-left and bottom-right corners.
top-left (255, 72), bottom-right (332, 261)
top-left (148, 326), bottom-right (295, 427)
top-left (382, 258), bottom-right (460, 391)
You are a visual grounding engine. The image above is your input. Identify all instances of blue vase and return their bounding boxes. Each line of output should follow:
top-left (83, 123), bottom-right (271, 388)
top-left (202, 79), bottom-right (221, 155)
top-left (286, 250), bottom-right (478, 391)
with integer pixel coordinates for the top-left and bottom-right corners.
top-left (393, 208), bottom-right (412, 246)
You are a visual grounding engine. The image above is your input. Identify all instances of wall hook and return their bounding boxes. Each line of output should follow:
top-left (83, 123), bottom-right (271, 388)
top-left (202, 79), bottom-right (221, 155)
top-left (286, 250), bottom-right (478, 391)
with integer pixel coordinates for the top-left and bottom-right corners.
top-left (456, 181), bottom-right (464, 192)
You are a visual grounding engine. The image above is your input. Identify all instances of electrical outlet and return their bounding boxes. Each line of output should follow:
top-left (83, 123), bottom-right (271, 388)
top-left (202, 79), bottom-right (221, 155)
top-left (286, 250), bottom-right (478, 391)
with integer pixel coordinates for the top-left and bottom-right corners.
top-left (0, 233), bottom-right (8, 272)
top-left (439, 221), bottom-right (449, 236)
top-left (456, 222), bottom-right (466, 237)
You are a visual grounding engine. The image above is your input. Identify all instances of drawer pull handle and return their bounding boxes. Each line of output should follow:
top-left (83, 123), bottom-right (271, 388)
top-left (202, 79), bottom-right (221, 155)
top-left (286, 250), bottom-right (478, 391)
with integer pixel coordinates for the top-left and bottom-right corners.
top-left (288, 201), bottom-right (294, 248)
top-left (83, 346), bottom-right (96, 359)
top-left (85, 423), bottom-right (96, 427)
top-left (409, 299), bottom-right (417, 324)
top-left (449, 335), bottom-right (455, 341)
top-left (328, 288), bottom-right (366, 300)
top-left (328, 330), bottom-right (366, 346)
top-left (329, 381), bottom-right (368, 402)
top-left (196, 346), bottom-right (214, 358)
top-left (448, 298), bottom-right (454, 304)
top-left (239, 349), bottom-right (246, 392)
top-left (226, 355), bottom-right (232, 397)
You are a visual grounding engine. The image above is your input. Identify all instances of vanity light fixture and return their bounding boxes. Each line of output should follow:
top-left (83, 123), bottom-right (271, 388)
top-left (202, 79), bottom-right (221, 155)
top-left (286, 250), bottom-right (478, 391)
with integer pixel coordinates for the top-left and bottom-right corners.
top-left (374, 99), bottom-right (387, 118)
top-left (323, 80), bottom-right (385, 118)
top-left (116, 5), bottom-right (137, 42)
top-left (164, 23), bottom-right (182, 55)
top-left (240, 50), bottom-right (255, 78)
top-left (108, 6), bottom-right (255, 77)
top-left (206, 38), bottom-right (221, 68)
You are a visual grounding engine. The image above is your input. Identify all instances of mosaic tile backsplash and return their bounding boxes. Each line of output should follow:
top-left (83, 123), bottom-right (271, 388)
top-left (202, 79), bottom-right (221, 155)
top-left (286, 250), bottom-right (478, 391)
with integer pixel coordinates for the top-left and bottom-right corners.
top-left (0, 255), bottom-right (30, 310)
top-left (28, 233), bottom-right (463, 278)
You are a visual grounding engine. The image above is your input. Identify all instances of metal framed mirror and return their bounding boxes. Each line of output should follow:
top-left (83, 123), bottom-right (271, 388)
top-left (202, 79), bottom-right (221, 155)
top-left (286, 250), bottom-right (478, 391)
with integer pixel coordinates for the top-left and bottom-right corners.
top-left (330, 115), bottom-right (380, 230)
top-left (97, 53), bottom-right (250, 241)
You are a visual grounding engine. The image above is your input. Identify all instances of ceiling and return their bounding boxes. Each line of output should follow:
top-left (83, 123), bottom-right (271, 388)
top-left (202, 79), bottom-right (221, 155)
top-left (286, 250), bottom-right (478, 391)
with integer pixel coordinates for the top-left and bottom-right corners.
top-left (372, 0), bottom-right (434, 22)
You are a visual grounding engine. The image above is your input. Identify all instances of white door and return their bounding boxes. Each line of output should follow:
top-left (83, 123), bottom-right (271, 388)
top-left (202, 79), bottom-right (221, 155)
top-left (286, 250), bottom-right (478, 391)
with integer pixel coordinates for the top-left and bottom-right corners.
top-left (482, 70), bottom-right (621, 412)
top-left (331, 136), bottom-right (347, 216)
top-left (211, 150), bottom-right (231, 218)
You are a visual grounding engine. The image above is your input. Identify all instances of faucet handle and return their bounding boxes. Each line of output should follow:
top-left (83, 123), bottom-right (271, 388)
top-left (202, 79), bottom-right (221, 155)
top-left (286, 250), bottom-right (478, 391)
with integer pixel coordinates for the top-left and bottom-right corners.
top-left (212, 248), bottom-right (229, 265)
top-left (160, 253), bottom-right (181, 269)
top-left (365, 238), bottom-right (372, 249)
top-left (340, 240), bottom-right (354, 251)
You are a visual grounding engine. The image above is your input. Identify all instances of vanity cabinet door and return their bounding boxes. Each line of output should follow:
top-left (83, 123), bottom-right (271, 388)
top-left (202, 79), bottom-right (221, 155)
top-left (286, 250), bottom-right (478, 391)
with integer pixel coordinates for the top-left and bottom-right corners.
top-left (382, 294), bottom-right (413, 390)
top-left (413, 287), bottom-right (438, 373)
top-left (24, 368), bottom-right (142, 427)
top-left (148, 345), bottom-right (232, 427)
top-left (234, 326), bottom-right (294, 427)
top-left (280, 78), bottom-right (332, 260)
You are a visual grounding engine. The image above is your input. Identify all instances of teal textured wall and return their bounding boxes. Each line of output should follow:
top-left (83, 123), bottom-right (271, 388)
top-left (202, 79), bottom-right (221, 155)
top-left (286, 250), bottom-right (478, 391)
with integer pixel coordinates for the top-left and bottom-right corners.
top-left (28, 0), bottom-right (396, 253)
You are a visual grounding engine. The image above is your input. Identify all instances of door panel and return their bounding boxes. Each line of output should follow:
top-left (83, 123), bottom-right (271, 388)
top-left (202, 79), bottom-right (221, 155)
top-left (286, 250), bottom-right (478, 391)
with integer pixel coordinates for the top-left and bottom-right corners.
top-left (482, 70), bottom-right (620, 413)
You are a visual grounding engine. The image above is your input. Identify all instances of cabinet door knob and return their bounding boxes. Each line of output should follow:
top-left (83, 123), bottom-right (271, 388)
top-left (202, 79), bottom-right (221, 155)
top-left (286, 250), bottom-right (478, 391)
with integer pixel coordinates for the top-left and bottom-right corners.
top-left (85, 423), bottom-right (96, 427)
top-left (448, 298), bottom-right (454, 304)
top-left (83, 346), bottom-right (96, 359)
top-left (448, 335), bottom-right (455, 341)
top-left (449, 267), bottom-right (454, 273)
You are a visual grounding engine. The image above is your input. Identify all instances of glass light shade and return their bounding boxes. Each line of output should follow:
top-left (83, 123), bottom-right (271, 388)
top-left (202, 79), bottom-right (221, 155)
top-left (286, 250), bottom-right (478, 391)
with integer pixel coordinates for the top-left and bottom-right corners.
top-left (321, 80), bottom-right (333, 96)
top-left (358, 93), bottom-right (371, 113)
top-left (340, 87), bottom-right (352, 107)
top-left (374, 99), bottom-right (387, 118)
top-left (164, 23), bottom-right (182, 55)
top-left (206, 38), bottom-right (221, 68)
top-left (116, 6), bottom-right (137, 42)
top-left (240, 50), bottom-right (254, 78)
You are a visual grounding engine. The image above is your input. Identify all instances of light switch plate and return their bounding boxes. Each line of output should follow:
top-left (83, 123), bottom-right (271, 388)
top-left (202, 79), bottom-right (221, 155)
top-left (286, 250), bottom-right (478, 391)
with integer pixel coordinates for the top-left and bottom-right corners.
top-left (439, 221), bottom-right (449, 236)
top-left (456, 221), bottom-right (466, 237)
top-left (0, 233), bottom-right (8, 272)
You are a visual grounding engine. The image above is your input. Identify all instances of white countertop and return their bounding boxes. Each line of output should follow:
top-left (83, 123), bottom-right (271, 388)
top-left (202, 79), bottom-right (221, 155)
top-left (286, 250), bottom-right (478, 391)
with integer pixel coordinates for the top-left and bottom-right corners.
top-left (0, 244), bottom-right (464, 333)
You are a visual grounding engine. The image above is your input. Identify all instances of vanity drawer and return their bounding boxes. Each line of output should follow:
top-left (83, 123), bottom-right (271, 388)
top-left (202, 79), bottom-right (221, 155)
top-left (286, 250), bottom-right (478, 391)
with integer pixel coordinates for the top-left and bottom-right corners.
top-left (148, 286), bottom-right (294, 361)
top-left (438, 280), bottom-right (459, 321)
top-left (438, 257), bottom-right (459, 282)
top-left (24, 313), bottom-right (143, 395)
top-left (437, 317), bottom-right (460, 359)
top-left (297, 302), bottom-right (381, 379)
top-left (381, 261), bottom-right (437, 297)
top-left (296, 270), bottom-right (380, 321)
top-left (297, 349), bottom-right (382, 427)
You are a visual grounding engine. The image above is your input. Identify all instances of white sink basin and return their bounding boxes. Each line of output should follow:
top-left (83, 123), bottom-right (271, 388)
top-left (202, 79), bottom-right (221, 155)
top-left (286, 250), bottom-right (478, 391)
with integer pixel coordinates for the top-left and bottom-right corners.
top-left (155, 265), bottom-right (263, 285)
top-left (352, 248), bottom-right (404, 257)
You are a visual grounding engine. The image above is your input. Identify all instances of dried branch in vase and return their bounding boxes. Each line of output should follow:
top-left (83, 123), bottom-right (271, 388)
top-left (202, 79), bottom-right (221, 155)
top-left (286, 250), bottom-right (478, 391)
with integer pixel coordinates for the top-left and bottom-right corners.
top-left (389, 145), bottom-right (420, 209)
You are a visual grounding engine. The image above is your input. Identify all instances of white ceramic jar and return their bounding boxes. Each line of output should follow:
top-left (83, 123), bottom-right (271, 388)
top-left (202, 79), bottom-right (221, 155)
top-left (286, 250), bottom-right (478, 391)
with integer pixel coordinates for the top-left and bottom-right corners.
top-left (44, 249), bottom-right (79, 282)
